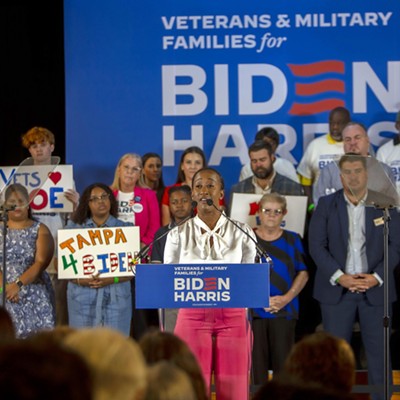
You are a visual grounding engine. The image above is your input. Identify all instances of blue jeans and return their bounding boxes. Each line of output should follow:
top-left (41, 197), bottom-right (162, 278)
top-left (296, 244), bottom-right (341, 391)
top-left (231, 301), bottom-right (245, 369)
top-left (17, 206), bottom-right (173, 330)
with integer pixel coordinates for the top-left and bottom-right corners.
top-left (67, 281), bottom-right (132, 335)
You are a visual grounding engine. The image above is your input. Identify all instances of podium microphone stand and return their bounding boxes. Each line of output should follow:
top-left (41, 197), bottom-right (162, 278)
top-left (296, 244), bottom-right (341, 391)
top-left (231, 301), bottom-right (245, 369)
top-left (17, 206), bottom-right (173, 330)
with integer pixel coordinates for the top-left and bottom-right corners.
top-left (362, 155), bottom-right (399, 400)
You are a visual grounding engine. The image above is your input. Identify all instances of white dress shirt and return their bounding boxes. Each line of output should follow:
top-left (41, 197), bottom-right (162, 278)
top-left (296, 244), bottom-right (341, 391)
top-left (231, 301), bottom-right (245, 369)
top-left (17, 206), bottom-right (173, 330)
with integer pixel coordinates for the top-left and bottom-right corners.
top-left (164, 214), bottom-right (257, 264)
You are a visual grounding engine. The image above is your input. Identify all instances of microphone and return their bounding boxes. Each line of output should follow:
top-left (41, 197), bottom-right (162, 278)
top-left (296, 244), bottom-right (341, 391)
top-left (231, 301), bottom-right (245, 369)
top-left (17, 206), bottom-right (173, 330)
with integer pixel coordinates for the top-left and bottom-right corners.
top-left (129, 200), bottom-right (198, 275)
top-left (206, 199), bottom-right (273, 264)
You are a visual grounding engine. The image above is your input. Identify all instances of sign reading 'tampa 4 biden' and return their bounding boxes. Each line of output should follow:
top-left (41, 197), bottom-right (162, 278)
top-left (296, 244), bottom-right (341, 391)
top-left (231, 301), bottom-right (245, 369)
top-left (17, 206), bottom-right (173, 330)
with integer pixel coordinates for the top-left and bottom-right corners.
top-left (0, 165), bottom-right (74, 213)
top-left (136, 263), bottom-right (270, 309)
top-left (58, 226), bottom-right (140, 279)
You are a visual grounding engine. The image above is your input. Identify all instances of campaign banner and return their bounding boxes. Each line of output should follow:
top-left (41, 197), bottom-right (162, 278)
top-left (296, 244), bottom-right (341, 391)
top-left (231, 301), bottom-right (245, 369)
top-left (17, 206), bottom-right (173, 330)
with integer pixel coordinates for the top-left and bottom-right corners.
top-left (230, 193), bottom-right (307, 236)
top-left (136, 263), bottom-right (270, 308)
top-left (0, 165), bottom-right (74, 213)
top-left (65, 1), bottom-right (400, 195)
top-left (57, 226), bottom-right (140, 279)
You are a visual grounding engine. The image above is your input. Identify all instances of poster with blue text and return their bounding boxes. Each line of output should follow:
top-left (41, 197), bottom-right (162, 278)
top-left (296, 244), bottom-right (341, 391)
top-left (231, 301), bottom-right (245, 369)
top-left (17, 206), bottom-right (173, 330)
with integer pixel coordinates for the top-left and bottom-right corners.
top-left (65, 1), bottom-right (400, 194)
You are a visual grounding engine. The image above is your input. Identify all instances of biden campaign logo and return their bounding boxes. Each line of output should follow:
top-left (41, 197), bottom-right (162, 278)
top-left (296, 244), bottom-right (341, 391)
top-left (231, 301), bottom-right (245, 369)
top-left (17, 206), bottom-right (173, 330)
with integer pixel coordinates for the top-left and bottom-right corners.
top-left (174, 275), bottom-right (231, 305)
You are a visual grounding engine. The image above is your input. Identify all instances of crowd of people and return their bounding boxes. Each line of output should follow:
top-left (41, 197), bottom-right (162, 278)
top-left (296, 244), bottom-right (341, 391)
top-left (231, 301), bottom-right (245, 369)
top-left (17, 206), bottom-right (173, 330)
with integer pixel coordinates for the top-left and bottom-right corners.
top-left (1, 109), bottom-right (400, 399)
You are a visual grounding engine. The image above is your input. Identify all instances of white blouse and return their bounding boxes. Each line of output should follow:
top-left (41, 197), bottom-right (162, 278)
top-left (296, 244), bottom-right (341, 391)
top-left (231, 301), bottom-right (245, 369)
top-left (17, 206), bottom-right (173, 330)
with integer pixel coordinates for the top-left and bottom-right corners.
top-left (164, 214), bottom-right (257, 264)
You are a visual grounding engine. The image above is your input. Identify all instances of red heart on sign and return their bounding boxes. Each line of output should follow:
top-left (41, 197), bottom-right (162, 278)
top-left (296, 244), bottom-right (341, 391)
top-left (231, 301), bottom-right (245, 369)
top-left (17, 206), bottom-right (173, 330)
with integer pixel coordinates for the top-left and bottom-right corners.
top-left (48, 171), bottom-right (62, 185)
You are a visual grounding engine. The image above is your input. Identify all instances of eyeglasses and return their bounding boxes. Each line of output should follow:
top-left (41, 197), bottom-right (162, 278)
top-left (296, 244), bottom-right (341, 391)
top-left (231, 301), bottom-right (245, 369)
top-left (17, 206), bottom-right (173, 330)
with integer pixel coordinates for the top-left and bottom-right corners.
top-left (260, 208), bottom-right (283, 216)
top-left (89, 193), bottom-right (110, 203)
top-left (123, 165), bottom-right (141, 173)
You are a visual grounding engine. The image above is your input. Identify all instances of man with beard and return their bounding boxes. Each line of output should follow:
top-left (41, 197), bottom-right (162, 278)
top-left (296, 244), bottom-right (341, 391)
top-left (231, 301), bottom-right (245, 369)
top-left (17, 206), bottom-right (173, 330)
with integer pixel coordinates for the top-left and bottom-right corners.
top-left (229, 140), bottom-right (303, 212)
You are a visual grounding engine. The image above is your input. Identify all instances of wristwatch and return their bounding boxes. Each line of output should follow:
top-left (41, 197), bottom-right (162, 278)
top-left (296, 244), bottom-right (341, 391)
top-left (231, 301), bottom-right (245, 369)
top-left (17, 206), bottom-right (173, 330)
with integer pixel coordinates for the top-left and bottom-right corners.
top-left (15, 279), bottom-right (24, 289)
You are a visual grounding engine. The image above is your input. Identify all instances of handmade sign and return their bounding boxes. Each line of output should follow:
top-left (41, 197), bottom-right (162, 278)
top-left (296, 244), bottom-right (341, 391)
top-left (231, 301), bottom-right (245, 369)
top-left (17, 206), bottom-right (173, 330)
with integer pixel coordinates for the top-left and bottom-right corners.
top-left (0, 165), bottom-right (74, 213)
top-left (58, 226), bottom-right (140, 279)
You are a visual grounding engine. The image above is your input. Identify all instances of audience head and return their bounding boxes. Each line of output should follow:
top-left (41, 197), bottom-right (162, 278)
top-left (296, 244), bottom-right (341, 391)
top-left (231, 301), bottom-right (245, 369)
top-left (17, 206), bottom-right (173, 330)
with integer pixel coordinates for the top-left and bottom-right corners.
top-left (176, 146), bottom-right (206, 184)
top-left (21, 126), bottom-right (55, 148)
top-left (4, 183), bottom-right (32, 219)
top-left (329, 106), bottom-right (351, 141)
top-left (29, 325), bottom-right (77, 345)
top-left (258, 193), bottom-right (287, 230)
top-left (259, 192), bottom-right (287, 214)
top-left (21, 126), bottom-right (55, 165)
top-left (0, 339), bottom-right (92, 400)
top-left (338, 153), bottom-right (367, 171)
top-left (342, 122), bottom-right (370, 156)
top-left (111, 153), bottom-right (143, 191)
top-left (71, 183), bottom-right (117, 224)
top-left (253, 375), bottom-right (354, 400)
top-left (64, 327), bottom-right (147, 400)
top-left (255, 127), bottom-right (280, 153)
top-left (168, 185), bottom-right (193, 223)
top-left (283, 331), bottom-right (356, 393)
top-left (140, 152), bottom-right (165, 189)
top-left (338, 153), bottom-right (368, 199)
top-left (144, 361), bottom-right (196, 400)
top-left (139, 330), bottom-right (208, 400)
top-left (248, 140), bottom-right (275, 180)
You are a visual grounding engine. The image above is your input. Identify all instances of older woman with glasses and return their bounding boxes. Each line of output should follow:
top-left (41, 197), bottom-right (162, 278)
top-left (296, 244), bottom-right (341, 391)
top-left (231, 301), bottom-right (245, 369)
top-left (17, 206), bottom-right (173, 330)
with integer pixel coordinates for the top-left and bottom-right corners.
top-left (66, 183), bottom-right (133, 335)
top-left (251, 192), bottom-right (309, 384)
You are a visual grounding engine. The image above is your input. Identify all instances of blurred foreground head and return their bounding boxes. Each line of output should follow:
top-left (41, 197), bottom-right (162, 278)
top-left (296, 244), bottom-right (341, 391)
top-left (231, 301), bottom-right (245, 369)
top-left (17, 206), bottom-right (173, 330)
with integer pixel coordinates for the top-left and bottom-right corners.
top-left (64, 327), bottom-right (147, 400)
top-left (283, 331), bottom-right (356, 393)
top-left (0, 339), bottom-right (92, 400)
top-left (144, 361), bottom-right (196, 400)
top-left (139, 330), bottom-right (208, 400)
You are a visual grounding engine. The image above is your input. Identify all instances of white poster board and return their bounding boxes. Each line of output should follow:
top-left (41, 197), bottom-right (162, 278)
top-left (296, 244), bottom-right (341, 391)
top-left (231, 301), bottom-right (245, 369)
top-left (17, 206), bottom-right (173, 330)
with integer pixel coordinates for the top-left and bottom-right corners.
top-left (0, 165), bottom-right (74, 213)
top-left (230, 193), bottom-right (308, 237)
top-left (57, 226), bottom-right (140, 279)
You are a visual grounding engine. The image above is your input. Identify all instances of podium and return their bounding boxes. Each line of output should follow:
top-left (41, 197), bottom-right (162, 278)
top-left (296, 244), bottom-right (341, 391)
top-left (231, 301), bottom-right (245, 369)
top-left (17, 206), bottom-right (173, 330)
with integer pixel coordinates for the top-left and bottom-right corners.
top-left (136, 262), bottom-right (270, 311)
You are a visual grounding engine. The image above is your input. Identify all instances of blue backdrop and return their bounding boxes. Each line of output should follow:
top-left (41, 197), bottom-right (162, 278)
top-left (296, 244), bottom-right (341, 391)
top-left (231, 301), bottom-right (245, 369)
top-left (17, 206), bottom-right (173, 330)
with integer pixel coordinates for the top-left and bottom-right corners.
top-left (64, 0), bottom-right (400, 194)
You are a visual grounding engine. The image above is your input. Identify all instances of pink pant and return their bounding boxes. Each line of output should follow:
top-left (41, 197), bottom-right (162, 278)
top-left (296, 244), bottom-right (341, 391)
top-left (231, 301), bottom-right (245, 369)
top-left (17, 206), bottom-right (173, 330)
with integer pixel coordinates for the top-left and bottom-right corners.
top-left (175, 308), bottom-right (251, 400)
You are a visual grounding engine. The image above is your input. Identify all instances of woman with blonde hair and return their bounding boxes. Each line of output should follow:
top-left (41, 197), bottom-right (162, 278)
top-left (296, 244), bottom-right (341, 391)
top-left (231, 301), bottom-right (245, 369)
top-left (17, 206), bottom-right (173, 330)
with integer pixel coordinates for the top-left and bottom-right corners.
top-left (111, 153), bottom-right (160, 249)
top-left (111, 153), bottom-right (161, 337)
top-left (64, 327), bottom-right (147, 400)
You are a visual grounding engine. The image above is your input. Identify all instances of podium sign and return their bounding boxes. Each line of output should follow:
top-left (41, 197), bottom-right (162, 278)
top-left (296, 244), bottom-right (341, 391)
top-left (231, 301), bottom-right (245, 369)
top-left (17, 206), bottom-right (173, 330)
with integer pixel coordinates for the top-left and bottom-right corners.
top-left (136, 263), bottom-right (269, 309)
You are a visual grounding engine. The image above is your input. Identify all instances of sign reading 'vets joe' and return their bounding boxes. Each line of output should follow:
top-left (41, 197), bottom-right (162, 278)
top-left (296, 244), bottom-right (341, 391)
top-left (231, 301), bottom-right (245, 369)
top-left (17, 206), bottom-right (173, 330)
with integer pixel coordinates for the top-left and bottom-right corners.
top-left (0, 165), bottom-right (74, 213)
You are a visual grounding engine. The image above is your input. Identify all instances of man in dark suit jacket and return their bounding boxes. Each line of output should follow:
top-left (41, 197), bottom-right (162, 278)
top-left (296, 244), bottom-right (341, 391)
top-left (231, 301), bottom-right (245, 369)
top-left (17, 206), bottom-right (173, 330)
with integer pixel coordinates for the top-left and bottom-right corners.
top-left (309, 154), bottom-right (400, 400)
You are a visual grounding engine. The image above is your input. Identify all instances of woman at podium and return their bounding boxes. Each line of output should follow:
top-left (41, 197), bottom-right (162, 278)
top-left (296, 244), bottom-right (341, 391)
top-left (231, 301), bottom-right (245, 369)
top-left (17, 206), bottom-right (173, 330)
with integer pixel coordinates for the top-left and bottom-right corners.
top-left (164, 167), bottom-right (257, 400)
